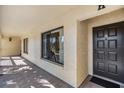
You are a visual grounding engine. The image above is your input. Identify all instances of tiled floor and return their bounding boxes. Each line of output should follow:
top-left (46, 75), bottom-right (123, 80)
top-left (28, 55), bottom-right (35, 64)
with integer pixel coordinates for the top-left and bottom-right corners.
top-left (0, 56), bottom-right (103, 88)
top-left (81, 82), bottom-right (104, 88)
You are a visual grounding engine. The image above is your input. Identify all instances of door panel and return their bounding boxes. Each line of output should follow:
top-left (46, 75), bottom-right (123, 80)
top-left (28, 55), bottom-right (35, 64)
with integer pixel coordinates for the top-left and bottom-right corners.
top-left (93, 22), bottom-right (124, 83)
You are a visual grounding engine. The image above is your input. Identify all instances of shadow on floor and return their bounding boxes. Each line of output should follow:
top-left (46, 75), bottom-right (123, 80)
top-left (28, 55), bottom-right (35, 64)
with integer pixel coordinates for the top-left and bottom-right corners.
top-left (0, 56), bottom-right (72, 88)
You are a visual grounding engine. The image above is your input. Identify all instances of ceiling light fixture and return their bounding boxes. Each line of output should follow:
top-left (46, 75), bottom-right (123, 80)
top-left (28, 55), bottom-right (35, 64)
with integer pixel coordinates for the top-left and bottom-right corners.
top-left (98, 5), bottom-right (106, 11)
top-left (9, 37), bottom-right (12, 42)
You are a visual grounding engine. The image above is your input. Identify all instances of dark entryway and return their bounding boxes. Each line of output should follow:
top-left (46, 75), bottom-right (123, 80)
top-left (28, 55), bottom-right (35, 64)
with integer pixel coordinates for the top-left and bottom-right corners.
top-left (93, 21), bottom-right (124, 83)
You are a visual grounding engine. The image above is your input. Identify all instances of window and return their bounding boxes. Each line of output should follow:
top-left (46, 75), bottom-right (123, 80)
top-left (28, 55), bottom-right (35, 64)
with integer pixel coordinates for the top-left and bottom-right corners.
top-left (41, 26), bottom-right (64, 65)
top-left (23, 38), bottom-right (28, 54)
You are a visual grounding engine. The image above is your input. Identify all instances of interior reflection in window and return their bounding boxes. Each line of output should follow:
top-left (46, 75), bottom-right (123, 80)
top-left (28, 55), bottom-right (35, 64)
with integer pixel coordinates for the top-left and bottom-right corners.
top-left (42, 27), bottom-right (64, 65)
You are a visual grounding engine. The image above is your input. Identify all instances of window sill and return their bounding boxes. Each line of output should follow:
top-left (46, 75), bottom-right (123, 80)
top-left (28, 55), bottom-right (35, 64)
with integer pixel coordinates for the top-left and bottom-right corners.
top-left (23, 52), bottom-right (28, 54)
top-left (41, 58), bottom-right (64, 67)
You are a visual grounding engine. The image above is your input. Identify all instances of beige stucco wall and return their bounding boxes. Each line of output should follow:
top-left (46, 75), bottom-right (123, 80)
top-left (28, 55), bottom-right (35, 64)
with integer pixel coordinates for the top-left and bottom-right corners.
top-left (77, 21), bottom-right (88, 87)
top-left (21, 6), bottom-right (124, 87)
top-left (87, 8), bottom-right (124, 75)
top-left (1, 36), bottom-right (21, 56)
top-left (21, 19), bottom-right (77, 87)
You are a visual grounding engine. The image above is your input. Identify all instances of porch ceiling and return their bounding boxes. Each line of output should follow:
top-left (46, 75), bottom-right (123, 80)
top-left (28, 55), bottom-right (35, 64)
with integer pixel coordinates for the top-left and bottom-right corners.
top-left (0, 5), bottom-right (80, 37)
top-left (0, 5), bottom-right (123, 37)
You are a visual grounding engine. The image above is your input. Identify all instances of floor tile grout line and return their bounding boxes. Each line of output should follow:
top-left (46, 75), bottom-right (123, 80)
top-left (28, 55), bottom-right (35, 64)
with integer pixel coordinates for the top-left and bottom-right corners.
top-left (10, 57), bottom-right (16, 66)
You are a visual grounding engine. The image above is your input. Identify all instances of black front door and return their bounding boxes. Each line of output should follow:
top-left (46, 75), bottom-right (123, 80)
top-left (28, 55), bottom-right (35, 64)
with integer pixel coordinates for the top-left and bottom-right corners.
top-left (93, 21), bottom-right (124, 83)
